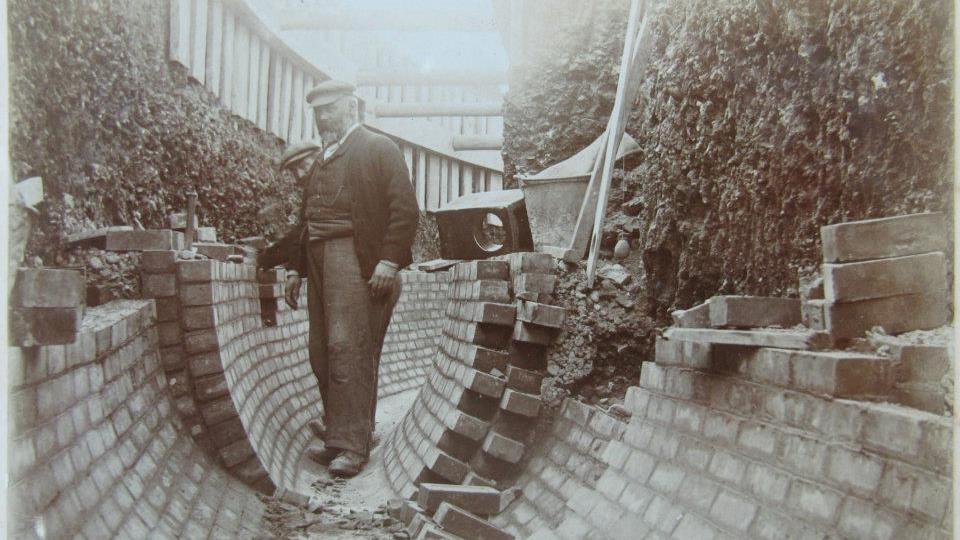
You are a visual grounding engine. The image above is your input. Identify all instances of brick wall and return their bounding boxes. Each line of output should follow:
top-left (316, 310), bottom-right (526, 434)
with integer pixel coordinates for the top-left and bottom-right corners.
top-left (7, 300), bottom-right (266, 538)
top-left (141, 251), bottom-right (455, 493)
top-left (383, 254), bottom-right (563, 501)
top-left (493, 343), bottom-right (953, 540)
top-left (378, 271), bottom-right (451, 399)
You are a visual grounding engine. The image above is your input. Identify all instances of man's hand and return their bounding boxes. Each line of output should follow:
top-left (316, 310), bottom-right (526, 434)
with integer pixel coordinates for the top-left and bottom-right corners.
top-left (285, 274), bottom-right (302, 309)
top-left (368, 261), bottom-right (398, 297)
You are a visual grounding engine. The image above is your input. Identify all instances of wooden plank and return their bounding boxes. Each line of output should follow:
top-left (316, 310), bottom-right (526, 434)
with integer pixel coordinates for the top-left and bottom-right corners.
top-left (439, 156), bottom-right (449, 206)
top-left (416, 150), bottom-right (427, 209)
top-left (205, 0), bottom-right (223, 95)
top-left (220, 10), bottom-right (235, 108)
top-left (257, 39), bottom-right (270, 130)
top-left (169, 0), bottom-right (191, 67)
top-left (402, 145), bottom-right (414, 177)
top-left (449, 161), bottom-right (461, 202)
top-left (490, 173), bottom-right (503, 191)
top-left (662, 328), bottom-right (832, 351)
top-left (237, 23), bottom-right (252, 116)
top-left (290, 69), bottom-right (304, 142)
top-left (266, 49), bottom-right (281, 135)
top-left (247, 33), bottom-right (260, 123)
top-left (189, 0), bottom-right (208, 83)
top-left (462, 166), bottom-right (474, 195)
top-left (278, 59), bottom-right (292, 141)
top-left (427, 154), bottom-right (441, 211)
top-left (302, 75), bottom-right (314, 140)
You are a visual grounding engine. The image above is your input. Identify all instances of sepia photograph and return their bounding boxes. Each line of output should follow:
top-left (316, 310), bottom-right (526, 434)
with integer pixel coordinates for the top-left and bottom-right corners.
top-left (1, 0), bottom-right (956, 538)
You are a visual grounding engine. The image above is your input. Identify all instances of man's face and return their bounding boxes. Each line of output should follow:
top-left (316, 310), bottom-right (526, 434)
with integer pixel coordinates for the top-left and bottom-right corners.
top-left (314, 97), bottom-right (351, 142)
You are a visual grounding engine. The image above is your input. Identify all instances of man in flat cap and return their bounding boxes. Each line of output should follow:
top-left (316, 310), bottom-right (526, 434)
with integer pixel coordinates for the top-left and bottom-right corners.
top-left (283, 80), bottom-right (418, 477)
top-left (257, 141), bottom-right (322, 271)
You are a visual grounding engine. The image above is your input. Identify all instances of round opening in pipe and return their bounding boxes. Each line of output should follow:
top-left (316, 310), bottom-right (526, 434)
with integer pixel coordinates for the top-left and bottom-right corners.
top-left (474, 212), bottom-right (506, 252)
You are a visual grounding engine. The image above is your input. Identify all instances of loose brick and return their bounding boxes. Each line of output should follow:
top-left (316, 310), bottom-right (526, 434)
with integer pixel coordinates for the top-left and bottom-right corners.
top-left (425, 450), bottom-right (470, 483)
top-left (193, 242), bottom-right (238, 261)
top-left (500, 388), bottom-right (541, 417)
top-left (708, 295), bottom-right (800, 328)
top-left (654, 338), bottom-right (711, 368)
top-left (785, 349), bottom-right (894, 398)
top-left (14, 268), bottom-right (84, 308)
top-left (178, 260), bottom-right (217, 283)
top-left (433, 502), bottom-right (514, 540)
top-left (168, 212), bottom-right (199, 230)
top-left (453, 260), bottom-right (510, 281)
top-left (504, 252), bottom-right (554, 275)
top-left (505, 365), bottom-right (544, 394)
top-left (516, 300), bottom-right (566, 328)
top-left (196, 226), bottom-right (217, 242)
top-left (106, 229), bottom-right (184, 251)
top-left (482, 431), bottom-right (525, 463)
top-left (670, 300), bottom-right (710, 328)
top-left (820, 212), bottom-right (947, 263)
top-left (512, 273), bottom-right (557, 295)
top-left (663, 327), bottom-right (831, 350)
top-left (140, 250), bottom-right (179, 274)
top-left (417, 483), bottom-right (503, 516)
top-left (822, 292), bottom-right (948, 339)
top-left (823, 251), bottom-right (946, 303)
top-left (512, 320), bottom-right (557, 345)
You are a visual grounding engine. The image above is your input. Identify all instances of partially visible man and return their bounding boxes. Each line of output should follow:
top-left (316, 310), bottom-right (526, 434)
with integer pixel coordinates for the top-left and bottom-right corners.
top-left (284, 80), bottom-right (418, 477)
top-left (257, 141), bottom-right (322, 273)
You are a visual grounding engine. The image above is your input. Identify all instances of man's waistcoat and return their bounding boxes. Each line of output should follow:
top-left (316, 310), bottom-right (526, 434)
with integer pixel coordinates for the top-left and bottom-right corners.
top-left (288, 126), bottom-right (419, 279)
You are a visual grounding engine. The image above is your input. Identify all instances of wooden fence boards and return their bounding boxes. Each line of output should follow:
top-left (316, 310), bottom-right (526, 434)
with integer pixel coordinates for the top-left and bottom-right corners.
top-left (189, 0), bottom-right (208, 83)
top-left (205, 0), bottom-right (223, 95)
top-left (169, 0), bottom-right (191, 67)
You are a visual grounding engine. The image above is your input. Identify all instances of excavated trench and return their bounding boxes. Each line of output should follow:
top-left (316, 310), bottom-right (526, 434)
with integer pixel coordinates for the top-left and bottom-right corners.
top-left (8, 249), bottom-right (953, 540)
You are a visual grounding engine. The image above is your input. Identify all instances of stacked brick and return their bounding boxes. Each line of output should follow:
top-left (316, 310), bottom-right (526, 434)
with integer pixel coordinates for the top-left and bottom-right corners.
top-left (379, 271), bottom-right (452, 398)
top-left (806, 212), bottom-right (949, 340)
top-left (7, 300), bottom-right (266, 538)
top-left (10, 268), bottom-right (87, 346)
top-left (383, 252), bottom-right (565, 540)
top-left (495, 339), bottom-right (952, 539)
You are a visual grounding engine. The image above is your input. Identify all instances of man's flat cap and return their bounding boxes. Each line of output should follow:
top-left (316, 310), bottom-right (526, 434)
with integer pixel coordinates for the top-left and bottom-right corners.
top-left (279, 141), bottom-right (321, 170)
top-left (306, 80), bottom-right (356, 107)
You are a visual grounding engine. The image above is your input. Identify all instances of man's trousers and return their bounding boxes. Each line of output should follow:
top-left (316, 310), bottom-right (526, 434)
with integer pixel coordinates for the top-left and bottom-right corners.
top-left (305, 236), bottom-right (401, 456)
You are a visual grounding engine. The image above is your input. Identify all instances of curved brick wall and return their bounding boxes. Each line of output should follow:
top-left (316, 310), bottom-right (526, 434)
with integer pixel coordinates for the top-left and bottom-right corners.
top-left (7, 300), bottom-right (266, 539)
top-left (379, 271), bottom-right (451, 398)
top-left (383, 254), bottom-right (563, 500)
top-left (140, 251), bottom-right (452, 493)
top-left (493, 342), bottom-right (953, 540)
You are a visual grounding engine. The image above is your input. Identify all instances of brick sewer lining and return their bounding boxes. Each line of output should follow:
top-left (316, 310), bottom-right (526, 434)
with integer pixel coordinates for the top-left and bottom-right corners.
top-left (8, 253), bottom-right (954, 539)
top-left (8, 262), bottom-right (451, 538)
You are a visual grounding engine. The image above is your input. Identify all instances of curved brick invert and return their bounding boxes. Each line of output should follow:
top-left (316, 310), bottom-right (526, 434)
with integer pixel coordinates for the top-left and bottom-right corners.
top-left (383, 252), bottom-right (563, 509)
top-left (7, 301), bottom-right (266, 539)
top-left (492, 341), bottom-right (953, 540)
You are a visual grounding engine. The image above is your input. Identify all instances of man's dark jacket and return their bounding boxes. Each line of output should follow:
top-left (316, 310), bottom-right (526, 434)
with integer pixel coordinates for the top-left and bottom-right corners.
top-left (285, 127), bottom-right (419, 279)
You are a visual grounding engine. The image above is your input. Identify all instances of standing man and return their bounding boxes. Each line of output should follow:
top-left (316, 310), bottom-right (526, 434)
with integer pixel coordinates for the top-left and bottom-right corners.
top-left (257, 141), bottom-right (321, 272)
top-left (284, 80), bottom-right (419, 477)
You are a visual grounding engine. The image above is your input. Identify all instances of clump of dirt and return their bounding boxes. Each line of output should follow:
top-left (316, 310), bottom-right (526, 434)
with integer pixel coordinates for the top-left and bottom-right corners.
top-left (261, 478), bottom-right (403, 539)
top-left (541, 258), bottom-right (657, 409)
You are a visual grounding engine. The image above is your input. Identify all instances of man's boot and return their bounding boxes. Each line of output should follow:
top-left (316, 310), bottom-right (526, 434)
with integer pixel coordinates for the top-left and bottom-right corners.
top-left (305, 445), bottom-right (339, 465)
top-left (328, 451), bottom-right (367, 477)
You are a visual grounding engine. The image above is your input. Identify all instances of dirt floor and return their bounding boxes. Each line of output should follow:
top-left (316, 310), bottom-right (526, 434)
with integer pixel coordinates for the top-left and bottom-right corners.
top-left (261, 389), bottom-right (419, 539)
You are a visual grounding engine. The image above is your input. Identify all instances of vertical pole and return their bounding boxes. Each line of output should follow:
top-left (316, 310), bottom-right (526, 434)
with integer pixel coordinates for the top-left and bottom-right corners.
top-left (185, 191), bottom-right (198, 251)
